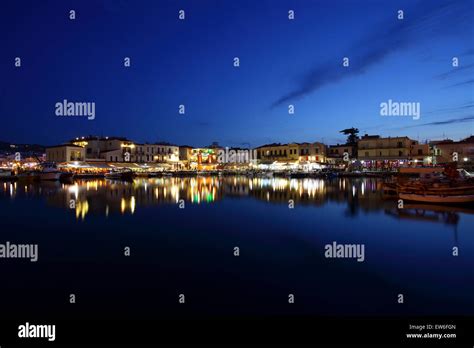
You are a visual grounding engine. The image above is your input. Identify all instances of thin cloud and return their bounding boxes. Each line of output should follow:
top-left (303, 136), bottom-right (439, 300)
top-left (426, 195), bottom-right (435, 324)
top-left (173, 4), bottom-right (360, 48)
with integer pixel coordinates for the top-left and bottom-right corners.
top-left (445, 79), bottom-right (474, 88)
top-left (424, 103), bottom-right (474, 114)
top-left (272, 0), bottom-right (473, 107)
top-left (435, 63), bottom-right (474, 80)
top-left (400, 115), bottom-right (474, 129)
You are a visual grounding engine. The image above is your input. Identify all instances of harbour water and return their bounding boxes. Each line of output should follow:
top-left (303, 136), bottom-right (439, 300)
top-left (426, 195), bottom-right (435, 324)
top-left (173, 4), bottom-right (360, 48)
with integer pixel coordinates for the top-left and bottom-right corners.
top-left (0, 176), bottom-right (473, 319)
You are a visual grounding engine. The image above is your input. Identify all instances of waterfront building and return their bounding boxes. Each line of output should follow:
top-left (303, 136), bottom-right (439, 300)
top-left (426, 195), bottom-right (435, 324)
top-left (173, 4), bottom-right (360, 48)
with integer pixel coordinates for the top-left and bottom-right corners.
top-left (70, 136), bottom-right (133, 161)
top-left (178, 146), bottom-right (193, 169)
top-left (255, 143), bottom-right (298, 162)
top-left (69, 136), bottom-right (180, 165)
top-left (357, 135), bottom-right (431, 169)
top-left (327, 144), bottom-right (356, 165)
top-left (430, 136), bottom-right (474, 166)
top-left (256, 142), bottom-right (327, 164)
top-left (46, 144), bottom-right (85, 163)
top-left (297, 142), bottom-right (327, 163)
top-left (410, 143), bottom-right (431, 164)
top-left (179, 146), bottom-right (193, 161)
top-left (134, 143), bottom-right (179, 164)
top-left (190, 147), bottom-right (219, 170)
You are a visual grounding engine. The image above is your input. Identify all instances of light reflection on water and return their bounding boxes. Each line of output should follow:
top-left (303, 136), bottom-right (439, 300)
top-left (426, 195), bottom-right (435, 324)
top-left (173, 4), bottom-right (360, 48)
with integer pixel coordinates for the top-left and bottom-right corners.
top-left (1, 175), bottom-right (473, 317)
top-left (1, 177), bottom-right (473, 227)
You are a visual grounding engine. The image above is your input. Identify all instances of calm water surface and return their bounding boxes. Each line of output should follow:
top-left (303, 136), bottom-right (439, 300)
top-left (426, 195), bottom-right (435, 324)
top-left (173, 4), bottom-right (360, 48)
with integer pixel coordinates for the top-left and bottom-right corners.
top-left (0, 176), bottom-right (473, 319)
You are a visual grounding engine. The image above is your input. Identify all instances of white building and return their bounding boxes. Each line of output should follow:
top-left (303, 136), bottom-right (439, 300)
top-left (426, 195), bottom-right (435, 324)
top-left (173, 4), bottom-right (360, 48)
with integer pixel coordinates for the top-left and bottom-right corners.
top-left (46, 145), bottom-right (85, 163)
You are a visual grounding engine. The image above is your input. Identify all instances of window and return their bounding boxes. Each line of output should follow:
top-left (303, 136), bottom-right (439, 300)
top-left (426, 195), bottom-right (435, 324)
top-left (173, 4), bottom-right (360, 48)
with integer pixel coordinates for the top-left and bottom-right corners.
top-left (397, 141), bottom-right (403, 148)
top-left (418, 149), bottom-right (423, 155)
top-left (365, 152), bottom-right (369, 157)
top-left (398, 151), bottom-right (403, 157)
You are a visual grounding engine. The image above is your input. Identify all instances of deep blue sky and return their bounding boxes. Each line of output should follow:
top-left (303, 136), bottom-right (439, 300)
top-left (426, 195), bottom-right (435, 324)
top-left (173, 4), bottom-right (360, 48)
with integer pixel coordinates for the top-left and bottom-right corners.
top-left (1, 0), bottom-right (473, 147)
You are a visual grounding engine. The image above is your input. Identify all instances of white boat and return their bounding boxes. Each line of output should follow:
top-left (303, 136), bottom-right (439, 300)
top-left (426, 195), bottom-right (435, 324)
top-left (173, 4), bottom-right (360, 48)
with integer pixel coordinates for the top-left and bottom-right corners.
top-left (38, 163), bottom-right (61, 181)
top-left (399, 193), bottom-right (474, 204)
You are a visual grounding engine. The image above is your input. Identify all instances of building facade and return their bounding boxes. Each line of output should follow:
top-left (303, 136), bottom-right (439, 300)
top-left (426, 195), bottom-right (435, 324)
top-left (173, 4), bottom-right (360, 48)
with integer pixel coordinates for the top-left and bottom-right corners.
top-left (431, 136), bottom-right (474, 165)
top-left (46, 145), bottom-right (85, 163)
top-left (327, 144), bottom-right (356, 164)
top-left (357, 135), bottom-right (431, 167)
top-left (256, 142), bottom-right (326, 163)
top-left (70, 136), bottom-right (180, 164)
top-left (134, 143), bottom-right (179, 164)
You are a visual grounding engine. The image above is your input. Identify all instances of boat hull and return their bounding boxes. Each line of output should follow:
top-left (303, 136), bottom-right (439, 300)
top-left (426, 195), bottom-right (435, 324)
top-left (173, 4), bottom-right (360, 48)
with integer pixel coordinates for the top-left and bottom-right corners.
top-left (17, 172), bottom-right (40, 181)
top-left (399, 193), bottom-right (474, 204)
top-left (0, 172), bottom-right (14, 180)
top-left (38, 172), bottom-right (61, 181)
top-left (105, 172), bottom-right (135, 181)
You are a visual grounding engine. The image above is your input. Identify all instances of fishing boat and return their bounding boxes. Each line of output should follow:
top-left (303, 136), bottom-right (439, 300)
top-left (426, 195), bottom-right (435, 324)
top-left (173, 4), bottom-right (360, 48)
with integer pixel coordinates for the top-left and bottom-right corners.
top-left (399, 193), bottom-right (474, 204)
top-left (135, 171), bottom-right (150, 178)
top-left (382, 182), bottom-right (398, 196)
top-left (59, 172), bottom-right (75, 182)
top-left (256, 171), bottom-right (273, 178)
top-left (38, 163), bottom-right (62, 181)
top-left (74, 172), bottom-right (105, 179)
top-left (105, 169), bottom-right (135, 181)
top-left (0, 168), bottom-right (14, 180)
top-left (17, 171), bottom-right (40, 181)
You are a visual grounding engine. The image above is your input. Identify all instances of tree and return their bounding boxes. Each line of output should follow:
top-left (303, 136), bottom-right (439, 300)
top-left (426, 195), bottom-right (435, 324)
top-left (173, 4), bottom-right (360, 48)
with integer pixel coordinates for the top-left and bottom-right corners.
top-left (340, 128), bottom-right (359, 145)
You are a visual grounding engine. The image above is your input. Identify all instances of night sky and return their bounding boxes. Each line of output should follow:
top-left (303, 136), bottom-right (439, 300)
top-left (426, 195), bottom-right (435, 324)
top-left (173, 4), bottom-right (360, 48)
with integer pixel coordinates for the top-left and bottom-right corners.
top-left (1, 0), bottom-right (473, 147)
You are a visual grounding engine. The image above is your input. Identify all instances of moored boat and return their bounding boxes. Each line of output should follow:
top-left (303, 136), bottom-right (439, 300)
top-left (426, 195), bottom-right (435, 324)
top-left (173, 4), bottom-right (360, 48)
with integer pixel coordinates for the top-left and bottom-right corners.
top-left (399, 193), bottom-right (474, 204)
top-left (257, 171), bottom-right (273, 178)
top-left (135, 171), bottom-right (150, 178)
top-left (59, 172), bottom-right (75, 182)
top-left (17, 171), bottom-right (40, 181)
top-left (74, 172), bottom-right (105, 179)
top-left (38, 163), bottom-right (61, 181)
top-left (0, 168), bottom-right (14, 180)
top-left (105, 169), bottom-right (135, 181)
